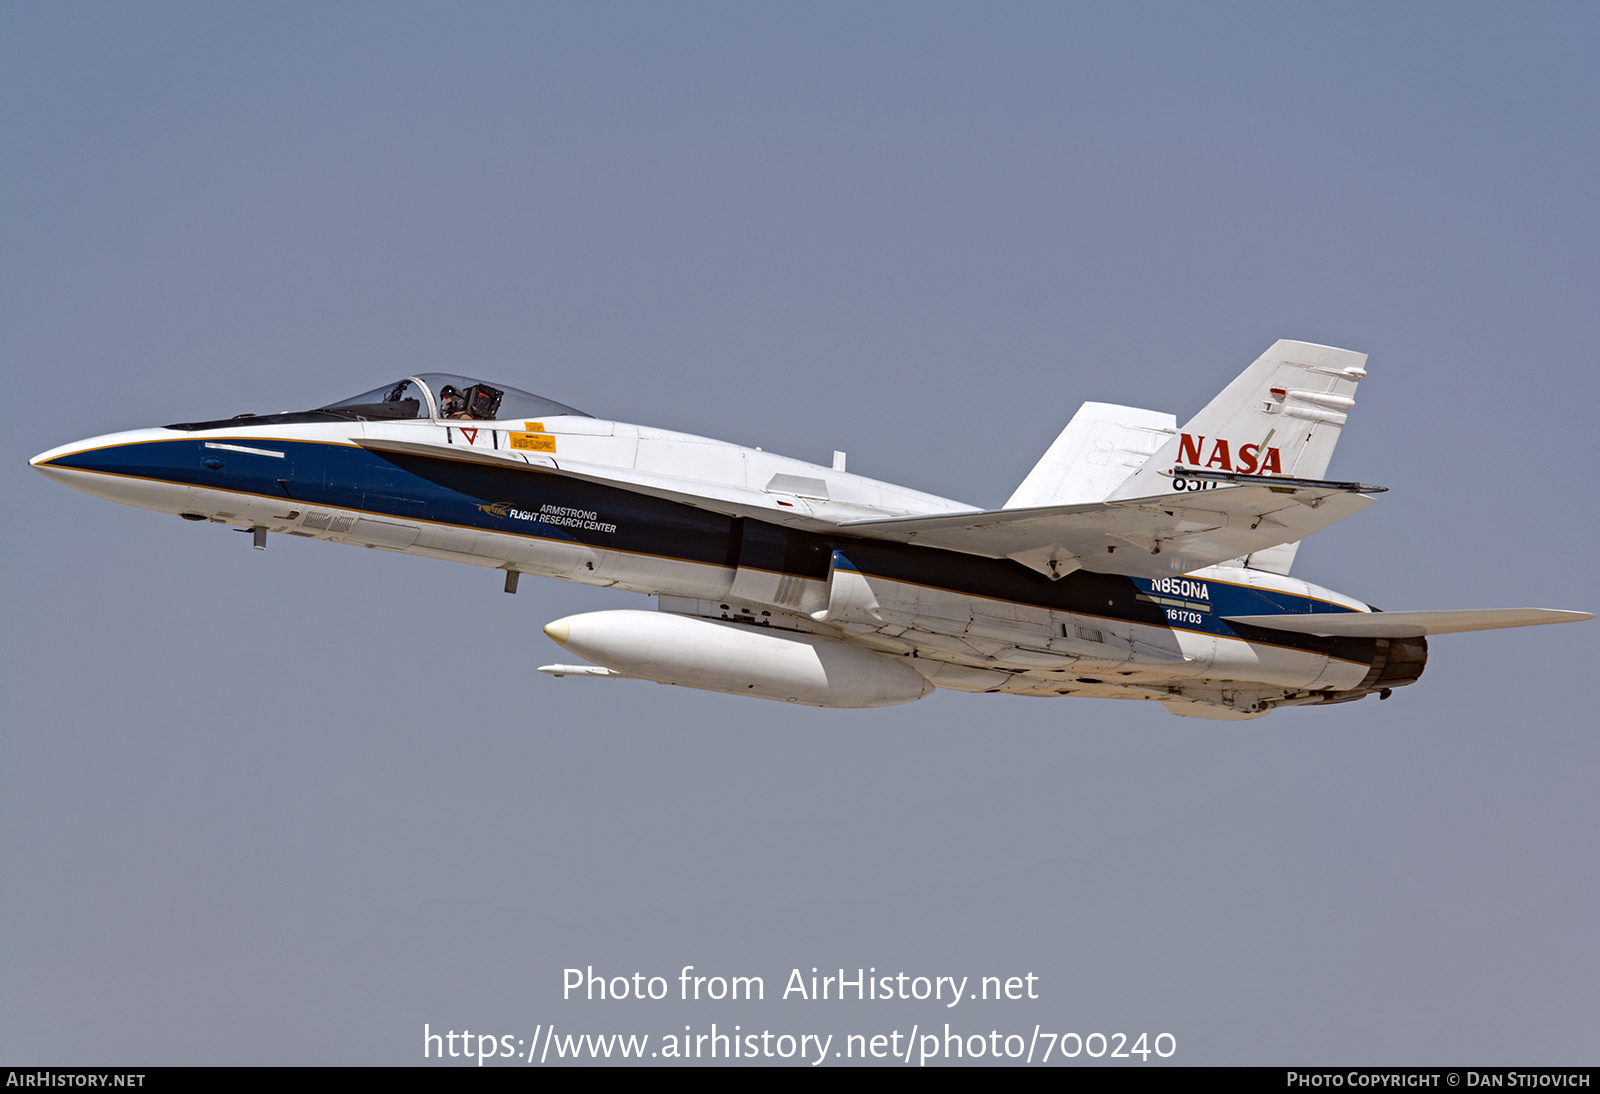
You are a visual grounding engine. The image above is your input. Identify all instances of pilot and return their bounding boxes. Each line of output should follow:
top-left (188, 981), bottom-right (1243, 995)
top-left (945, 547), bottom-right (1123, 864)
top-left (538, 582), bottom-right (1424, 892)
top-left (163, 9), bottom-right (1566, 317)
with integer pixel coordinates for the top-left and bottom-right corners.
top-left (438, 385), bottom-right (470, 419)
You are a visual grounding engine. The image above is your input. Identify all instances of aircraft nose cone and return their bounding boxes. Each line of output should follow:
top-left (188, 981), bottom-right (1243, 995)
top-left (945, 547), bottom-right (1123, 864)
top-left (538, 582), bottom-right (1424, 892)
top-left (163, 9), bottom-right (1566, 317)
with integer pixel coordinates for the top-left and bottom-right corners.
top-left (29, 428), bottom-right (193, 502)
top-left (30, 443), bottom-right (70, 470)
top-left (29, 440), bottom-right (83, 482)
top-left (543, 618), bottom-right (571, 646)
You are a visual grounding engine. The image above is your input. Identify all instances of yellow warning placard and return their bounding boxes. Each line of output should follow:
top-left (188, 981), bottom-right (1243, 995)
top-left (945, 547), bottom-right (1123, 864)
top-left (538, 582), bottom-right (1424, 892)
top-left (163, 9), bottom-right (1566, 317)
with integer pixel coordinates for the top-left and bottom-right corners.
top-left (524, 422), bottom-right (544, 432)
top-left (510, 432), bottom-right (557, 453)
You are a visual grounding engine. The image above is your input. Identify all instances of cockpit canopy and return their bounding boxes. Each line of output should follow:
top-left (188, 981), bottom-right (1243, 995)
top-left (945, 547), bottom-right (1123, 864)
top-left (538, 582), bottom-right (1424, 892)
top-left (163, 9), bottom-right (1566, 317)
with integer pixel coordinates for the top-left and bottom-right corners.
top-left (319, 374), bottom-right (590, 422)
top-left (168, 374), bottom-right (589, 431)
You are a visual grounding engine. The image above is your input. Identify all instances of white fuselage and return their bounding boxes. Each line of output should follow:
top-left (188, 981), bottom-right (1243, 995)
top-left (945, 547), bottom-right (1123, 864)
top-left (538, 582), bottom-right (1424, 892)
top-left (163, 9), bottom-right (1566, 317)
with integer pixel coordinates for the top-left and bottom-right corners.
top-left (32, 411), bottom-right (1384, 715)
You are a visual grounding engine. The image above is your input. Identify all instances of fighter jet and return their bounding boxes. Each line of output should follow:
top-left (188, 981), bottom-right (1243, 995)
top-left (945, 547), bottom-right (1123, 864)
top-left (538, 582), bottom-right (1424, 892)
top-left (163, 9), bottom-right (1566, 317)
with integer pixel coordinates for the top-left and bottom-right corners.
top-left (30, 341), bottom-right (1590, 717)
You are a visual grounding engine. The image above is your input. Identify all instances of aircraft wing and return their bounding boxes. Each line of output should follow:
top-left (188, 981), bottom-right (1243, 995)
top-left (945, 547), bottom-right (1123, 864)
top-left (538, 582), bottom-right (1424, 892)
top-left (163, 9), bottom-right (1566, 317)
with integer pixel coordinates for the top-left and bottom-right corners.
top-left (356, 437), bottom-right (1376, 580)
top-left (1222, 608), bottom-right (1594, 637)
top-left (837, 480), bottom-right (1378, 579)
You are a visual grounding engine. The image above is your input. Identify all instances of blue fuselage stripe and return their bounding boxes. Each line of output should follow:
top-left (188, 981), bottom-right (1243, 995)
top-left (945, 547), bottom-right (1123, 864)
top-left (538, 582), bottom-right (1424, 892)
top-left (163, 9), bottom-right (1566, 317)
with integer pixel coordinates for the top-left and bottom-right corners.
top-left (48, 438), bottom-right (1375, 663)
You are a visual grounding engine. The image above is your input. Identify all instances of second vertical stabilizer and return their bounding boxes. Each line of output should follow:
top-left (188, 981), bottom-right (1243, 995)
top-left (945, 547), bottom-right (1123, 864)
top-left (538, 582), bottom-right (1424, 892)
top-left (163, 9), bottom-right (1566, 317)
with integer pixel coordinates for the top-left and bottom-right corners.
top-left (1004, 402), bottom-right (1176, 509)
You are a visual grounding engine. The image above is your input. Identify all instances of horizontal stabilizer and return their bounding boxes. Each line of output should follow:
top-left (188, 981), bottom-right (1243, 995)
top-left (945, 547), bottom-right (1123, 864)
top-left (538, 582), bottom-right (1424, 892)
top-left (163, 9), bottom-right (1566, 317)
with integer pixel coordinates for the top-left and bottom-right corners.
top-left (1223, 608), bottom-right (1594, 638)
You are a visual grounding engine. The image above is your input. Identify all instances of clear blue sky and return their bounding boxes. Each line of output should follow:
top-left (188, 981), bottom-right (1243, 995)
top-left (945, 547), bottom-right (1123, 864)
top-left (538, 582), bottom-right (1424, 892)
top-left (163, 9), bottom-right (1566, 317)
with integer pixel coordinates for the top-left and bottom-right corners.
top-left (3, 1), bottom-right (1596, 1064)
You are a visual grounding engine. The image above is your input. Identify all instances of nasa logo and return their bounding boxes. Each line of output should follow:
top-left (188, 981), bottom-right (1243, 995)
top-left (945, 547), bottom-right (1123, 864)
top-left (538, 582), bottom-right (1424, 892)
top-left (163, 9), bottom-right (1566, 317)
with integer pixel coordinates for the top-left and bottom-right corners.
top-left (1177, 433), bottom-right (1282, 475)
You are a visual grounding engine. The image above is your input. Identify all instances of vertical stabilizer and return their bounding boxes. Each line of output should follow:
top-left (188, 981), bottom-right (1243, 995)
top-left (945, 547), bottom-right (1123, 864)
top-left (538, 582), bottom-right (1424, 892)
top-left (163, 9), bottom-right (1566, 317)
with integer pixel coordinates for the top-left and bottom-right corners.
top-left (1004, 403), bottom-right (1176, 509)
top-left (1241, 539), bottom-right (1300, 576)
top-left (1105, 340), bottom-right (1368, 574)
top-left (1107, 340), bottom-right (1367, 507)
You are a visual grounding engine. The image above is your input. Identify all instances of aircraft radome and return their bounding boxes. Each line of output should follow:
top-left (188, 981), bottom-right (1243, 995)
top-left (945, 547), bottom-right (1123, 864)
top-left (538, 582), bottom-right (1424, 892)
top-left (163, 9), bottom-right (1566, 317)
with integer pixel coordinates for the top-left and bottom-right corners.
top-left (31, 342), bottom-right (1592, 718)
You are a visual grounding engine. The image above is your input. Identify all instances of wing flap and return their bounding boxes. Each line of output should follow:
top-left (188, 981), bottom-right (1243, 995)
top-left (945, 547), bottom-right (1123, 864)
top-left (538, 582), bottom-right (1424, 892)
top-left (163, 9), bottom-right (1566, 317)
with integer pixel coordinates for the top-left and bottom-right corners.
top-left (1222, 608), bottom-right (1594, 637)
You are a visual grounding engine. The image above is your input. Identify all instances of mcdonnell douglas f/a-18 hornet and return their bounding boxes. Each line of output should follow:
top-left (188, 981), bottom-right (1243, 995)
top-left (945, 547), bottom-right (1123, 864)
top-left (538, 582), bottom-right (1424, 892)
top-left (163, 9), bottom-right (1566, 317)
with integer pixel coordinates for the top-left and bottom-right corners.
top-left (32, 341), bottom-right (1591, 718)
